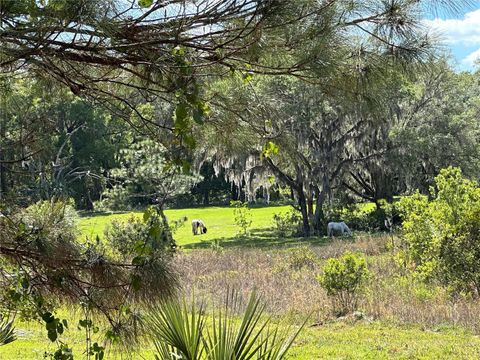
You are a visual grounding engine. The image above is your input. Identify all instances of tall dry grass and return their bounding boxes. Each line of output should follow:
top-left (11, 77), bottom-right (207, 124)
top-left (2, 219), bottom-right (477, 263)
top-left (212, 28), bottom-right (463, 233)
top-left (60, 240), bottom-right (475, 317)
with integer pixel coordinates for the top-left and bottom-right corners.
top-left (174, 234), bottom-right (480, 332)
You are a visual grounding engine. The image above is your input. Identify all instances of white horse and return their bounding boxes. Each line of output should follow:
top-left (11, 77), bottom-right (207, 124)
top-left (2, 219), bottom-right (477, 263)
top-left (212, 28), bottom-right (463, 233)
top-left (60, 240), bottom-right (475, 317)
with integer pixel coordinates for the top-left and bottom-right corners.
top-left (191, 219), bottom-right (207, 235)
top-left (327, 221), bottom-right (352, 237)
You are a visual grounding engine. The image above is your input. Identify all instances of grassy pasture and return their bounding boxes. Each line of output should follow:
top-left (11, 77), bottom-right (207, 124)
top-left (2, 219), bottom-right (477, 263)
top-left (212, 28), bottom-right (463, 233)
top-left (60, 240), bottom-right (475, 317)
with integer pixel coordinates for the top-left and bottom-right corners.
top-left (78, 203), bottom-right (379, 249)
top-left (78, 205), bottom-right (315, 249)
top-left (2, 317), bottom-right (480, 359)
top-left (3, 205), bottom-right (480, 359)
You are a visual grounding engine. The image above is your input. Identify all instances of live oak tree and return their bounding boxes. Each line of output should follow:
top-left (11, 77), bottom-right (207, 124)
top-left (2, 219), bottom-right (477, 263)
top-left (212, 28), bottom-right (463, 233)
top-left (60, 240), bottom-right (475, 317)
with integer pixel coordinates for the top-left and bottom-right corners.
top-left (196, 0), bottom-right (468, 236)
top-left (344, 61), bottom-right (480, 204)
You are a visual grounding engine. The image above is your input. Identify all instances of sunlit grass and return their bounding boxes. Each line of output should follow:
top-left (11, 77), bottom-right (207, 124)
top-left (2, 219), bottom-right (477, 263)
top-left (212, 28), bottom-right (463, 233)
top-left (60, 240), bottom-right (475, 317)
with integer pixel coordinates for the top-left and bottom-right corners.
top-left (78, 205), bottom-right (294, 248)
top-left (2, 316), bottom-right (480, 359)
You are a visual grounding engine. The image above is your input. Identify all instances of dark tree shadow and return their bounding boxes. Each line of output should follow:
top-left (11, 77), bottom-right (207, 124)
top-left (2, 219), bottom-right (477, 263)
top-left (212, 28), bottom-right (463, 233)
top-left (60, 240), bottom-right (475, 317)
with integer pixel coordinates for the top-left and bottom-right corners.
top-left (182, 227), bottom-right (344, 250)
top-left (78, 210), bottom-right (130, 218)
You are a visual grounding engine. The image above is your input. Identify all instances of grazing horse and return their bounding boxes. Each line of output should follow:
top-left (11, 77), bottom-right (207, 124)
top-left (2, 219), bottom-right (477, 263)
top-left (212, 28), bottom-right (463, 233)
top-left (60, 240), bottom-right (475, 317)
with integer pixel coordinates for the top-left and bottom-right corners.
top-left (191, 219), bottom-right (207, 235)
top-left (327, 221), bottom-right (352, 237)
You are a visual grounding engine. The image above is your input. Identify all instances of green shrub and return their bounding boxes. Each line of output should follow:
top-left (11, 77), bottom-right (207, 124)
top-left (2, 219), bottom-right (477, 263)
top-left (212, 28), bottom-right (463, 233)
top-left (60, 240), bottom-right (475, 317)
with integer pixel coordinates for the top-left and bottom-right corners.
top-left (105, 215), bottom-right (151, 256)
top-left (230, 200), bottom-right (252, 235)
top-left (209, 239), bottom-right (224, 253)
top-left (317, 252), bottom-right (369, 315)
top-left (272, 208), bottom-right (302, 237)
top-left (105, 206), bottom-right (180, 257)
top-left (21, 199), bottom-right (78, 242)
top-left (398, 167), bottom-right (480, 295)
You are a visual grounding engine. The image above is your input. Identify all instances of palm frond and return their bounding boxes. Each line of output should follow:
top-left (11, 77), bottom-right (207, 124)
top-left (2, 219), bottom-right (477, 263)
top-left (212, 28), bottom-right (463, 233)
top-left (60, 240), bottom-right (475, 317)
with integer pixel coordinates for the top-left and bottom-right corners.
top-left (0, 318), bottom-right (16, 346)
top-left (147, 291), bottom-right (306, 360)
top-left (149, 297), bottom-right (206, 360)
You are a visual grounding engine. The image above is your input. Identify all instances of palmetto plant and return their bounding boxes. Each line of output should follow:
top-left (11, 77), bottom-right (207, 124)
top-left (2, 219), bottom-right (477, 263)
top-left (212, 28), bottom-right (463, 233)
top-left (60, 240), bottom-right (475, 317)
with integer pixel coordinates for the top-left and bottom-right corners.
top-left (148, 291), bottom-right (305, 360)
top-left (0, 317), bottom-right (15, 346)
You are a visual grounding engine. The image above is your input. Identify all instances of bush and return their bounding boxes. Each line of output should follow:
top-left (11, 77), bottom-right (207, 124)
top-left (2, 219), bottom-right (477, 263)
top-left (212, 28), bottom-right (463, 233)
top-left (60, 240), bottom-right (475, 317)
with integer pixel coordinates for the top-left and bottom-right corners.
top-left (105, 215), bottom-right (151, 256)
top-left (95, 185), bottom-right (133, 211)
top-left (272, 208), bottom-right (303, 237)
top-left (230, 200), bottom-right (252, 235)
top-left (105, 207), bottom-right (181, 257)
top-left (398, 167), bottom-right (480, 295)
top-left (21, 199), bottom-right (78, 244)
top-left (317, 252), bottom-right (369, 315)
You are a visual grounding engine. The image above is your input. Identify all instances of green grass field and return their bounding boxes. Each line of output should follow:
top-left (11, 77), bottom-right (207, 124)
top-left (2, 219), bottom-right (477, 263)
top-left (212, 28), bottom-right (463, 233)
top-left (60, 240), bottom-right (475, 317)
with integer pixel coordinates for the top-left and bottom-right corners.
top-left (3, 318), bottom-right (480, 359)
top-left (78, 205), bottom-right (327, 249)
top-left (3, 205), bottom-right (480, 359)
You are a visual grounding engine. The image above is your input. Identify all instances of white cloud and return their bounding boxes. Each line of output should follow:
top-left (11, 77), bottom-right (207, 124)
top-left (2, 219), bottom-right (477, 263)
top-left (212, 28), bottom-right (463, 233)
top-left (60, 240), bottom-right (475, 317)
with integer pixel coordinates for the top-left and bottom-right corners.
top-left (424, 9), bottom-right (480, 45)
top-left (462, 48), bottom-right (480, 67)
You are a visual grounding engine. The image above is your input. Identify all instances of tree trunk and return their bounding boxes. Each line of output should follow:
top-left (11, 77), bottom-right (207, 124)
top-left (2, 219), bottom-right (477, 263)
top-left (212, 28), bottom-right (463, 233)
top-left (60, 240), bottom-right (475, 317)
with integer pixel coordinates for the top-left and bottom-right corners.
top-left (307, 192), bottom-right (314, 216)
top-left (157, 205), bottom-right (176, 249)
top-left (239, 187), bottom-right (245, 202)
top-left (85, 190), bottom-right (94, 211)
top-left (0, 161), bottom-right (6, 199)
top-left (290, 186), bottom-right (295, 201)
top-left (298, 187), bottom-right (310, 237)
top-left (203, 189), bottom-right (210, 206)
top-left (313, 188), bottom-right (327, 235)
top-left (231, 185), bottom-right (237, 201)
top-left (0, 114), bottom-right (6, 199)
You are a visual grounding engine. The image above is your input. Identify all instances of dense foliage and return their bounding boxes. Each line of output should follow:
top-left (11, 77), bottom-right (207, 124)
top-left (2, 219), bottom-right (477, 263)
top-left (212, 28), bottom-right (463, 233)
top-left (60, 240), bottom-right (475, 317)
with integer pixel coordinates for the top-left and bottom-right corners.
top-left (398, 167), bottom-right (480, 296)
top-left (318, 252), bottom-right (370, 315)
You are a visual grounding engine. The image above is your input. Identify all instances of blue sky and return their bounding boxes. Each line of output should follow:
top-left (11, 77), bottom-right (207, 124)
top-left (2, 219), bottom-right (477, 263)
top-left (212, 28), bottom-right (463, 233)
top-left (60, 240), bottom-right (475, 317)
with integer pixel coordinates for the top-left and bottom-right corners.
top-left (424, 1), bottom-right (480, 71)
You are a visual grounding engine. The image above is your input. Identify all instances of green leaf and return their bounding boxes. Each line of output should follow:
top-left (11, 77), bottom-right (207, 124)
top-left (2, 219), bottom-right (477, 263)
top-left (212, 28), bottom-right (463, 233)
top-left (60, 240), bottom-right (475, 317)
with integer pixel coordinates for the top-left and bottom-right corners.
top-left (97, 351), bottom-right (104, 360)
top-left (132, 256), bottom-right (145, 265)
top-left (243, 72), bottom-right (253, 83)
top-left (57, 322), bottom-right (64, 335)
top-left (47, 329), bottom-right (57, 342)
top-left (78, 319), bottom-right (92, 328)
top-left (46, 321), bottom-right (57, 331)
top-left (21, 277), bottom-right (29, 289)
top-left (192, 109), bottom-right (204, 124)
top-left (42, 312), bottom-right (54, 323)
top-left (138, 0), bottom-right (153, 8)
top-left (131, 275), bottom-right (142, 291)
top-left (261, 140), bottom-right (280, 159)
top-left (183, 135), bottom-right (196, 150)
top-left (175, 102), bottom-right (189, 127)
top-left (9, 291), bottom-right (21, 302)
top-left (149, 224), bottom-right (161, 239)
top-left (172, 46), bottom-right (186, 57)
top-left (182, 160), bottom-right (191, 174)
top-left (0, 318), bottom-right (16, 345)
top-left (143, 209), bottom-right (151, 222)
